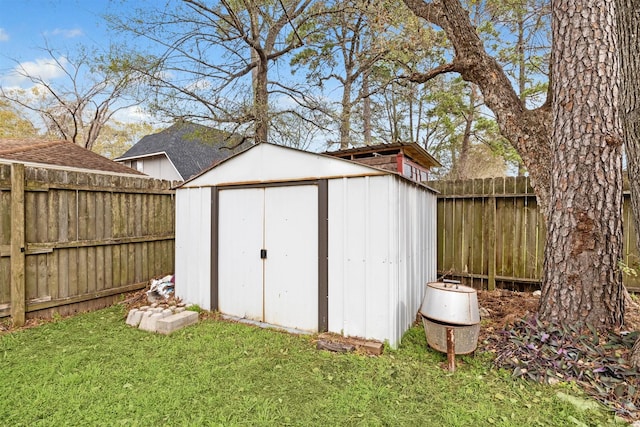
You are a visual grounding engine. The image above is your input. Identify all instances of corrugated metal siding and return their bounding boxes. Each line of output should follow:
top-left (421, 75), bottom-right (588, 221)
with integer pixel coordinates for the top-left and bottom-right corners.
top-left (175, 187), bottom-right (211, 308)
top-left (328, 175), bottom-right (437, 348)
top-left (391, 179), bottom-right (438, 346)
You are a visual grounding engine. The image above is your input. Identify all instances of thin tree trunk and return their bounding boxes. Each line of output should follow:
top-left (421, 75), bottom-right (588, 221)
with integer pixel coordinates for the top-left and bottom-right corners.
top-left (415, 92), bottom-right (423, 145)
top-left (539, 0), bottom-right (624, 328)
top-left (339, 78), bottom-right (353, 149)
top-left (254, 56), bottom-right (269, 144)
top-left (456, 83), bottom-right (477, 179)
top-left (515, 14), bottom-right (527, 177)
top-left (517, 17), bottom-right (526, 105)
top-left (363, 69), bottom-right (372, 145)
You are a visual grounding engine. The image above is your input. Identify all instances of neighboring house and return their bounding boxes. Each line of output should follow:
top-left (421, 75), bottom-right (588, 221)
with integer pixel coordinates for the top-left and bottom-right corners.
top-left (325, 142), bottom-right (441, 183)
top-left (115, 121), bottom-right (251, 182)
top-left (0, 138), bottom-right (144, 175)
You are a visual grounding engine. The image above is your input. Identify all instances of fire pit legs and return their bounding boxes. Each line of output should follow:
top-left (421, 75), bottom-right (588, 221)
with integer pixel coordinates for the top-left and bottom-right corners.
top-left (446, 327), bottom-right (456, 372)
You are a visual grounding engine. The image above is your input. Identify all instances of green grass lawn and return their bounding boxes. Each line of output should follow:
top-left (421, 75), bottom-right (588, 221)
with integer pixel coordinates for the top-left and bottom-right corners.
top-left (0, 305), bottom-right (625, 426)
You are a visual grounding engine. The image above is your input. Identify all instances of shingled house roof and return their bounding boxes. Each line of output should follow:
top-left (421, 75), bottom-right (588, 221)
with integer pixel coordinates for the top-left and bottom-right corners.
top-left (0, 138), bottom-right (144, 175)
top-left (116, 121), bottom-right (251, 181)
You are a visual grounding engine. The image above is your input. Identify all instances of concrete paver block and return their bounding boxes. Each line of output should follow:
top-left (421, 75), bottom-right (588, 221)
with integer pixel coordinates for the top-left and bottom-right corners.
top-left (139, 312), bottom-right (168, 332)
top-left (156, 311), bottom-right (199, 335)
top-left (126, 309), bottom-right (144, 327)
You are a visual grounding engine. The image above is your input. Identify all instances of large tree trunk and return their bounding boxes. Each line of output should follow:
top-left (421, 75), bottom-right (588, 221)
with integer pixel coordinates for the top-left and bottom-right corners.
top-left (615, 0), bottom-right (640, 366)
top-left (539, 0), bottom-right (624, 327)
top-left (403, 0), bottom-right (625, 329)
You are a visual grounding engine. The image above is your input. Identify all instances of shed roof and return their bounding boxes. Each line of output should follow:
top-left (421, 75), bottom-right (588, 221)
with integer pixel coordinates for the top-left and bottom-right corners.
top-left (180, 142), bottom-right (386, 188)
top-left (325, 142), bottom-right (441, 170)
top-left (116, 121), bottom-right (251, 180)
top-left (180, 142), bottom-right (437, 193)
top-left (0, 138), bottom-right (144, 175)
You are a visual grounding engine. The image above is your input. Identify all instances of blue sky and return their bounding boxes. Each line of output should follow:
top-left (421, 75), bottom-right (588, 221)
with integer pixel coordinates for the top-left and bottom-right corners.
top-left (0, 0), bottom-right (158, 123)
top-left (0, 0), bottom-right (115, 77)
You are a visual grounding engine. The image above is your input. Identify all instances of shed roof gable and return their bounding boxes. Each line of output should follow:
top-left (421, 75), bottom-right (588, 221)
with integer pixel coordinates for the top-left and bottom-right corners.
top-left (181, 143), bottom-right (386, 188)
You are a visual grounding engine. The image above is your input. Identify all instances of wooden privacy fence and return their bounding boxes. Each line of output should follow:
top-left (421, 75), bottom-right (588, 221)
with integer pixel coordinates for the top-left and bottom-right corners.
top-left (0, 162), bottom-right (176, 325)
top-left (429, 176), bottom-right (640, 292)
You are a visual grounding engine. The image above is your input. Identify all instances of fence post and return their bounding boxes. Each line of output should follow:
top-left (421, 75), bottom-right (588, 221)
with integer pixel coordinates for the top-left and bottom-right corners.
top-left (10, 163), bottom-right (26, 326)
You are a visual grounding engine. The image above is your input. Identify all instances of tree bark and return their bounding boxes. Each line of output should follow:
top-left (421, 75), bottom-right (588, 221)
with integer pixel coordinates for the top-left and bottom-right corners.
top-left (539, 0), bottom-right (624, 327)
top-left (615, 0), bottom-right (640, 366)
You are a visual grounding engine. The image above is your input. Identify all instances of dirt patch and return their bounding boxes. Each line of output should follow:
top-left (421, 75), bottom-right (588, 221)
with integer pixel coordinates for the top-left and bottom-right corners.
top-left (477, 289), bottom-right (540, 339)
top-left (477, 288), bottom-right (640, 341)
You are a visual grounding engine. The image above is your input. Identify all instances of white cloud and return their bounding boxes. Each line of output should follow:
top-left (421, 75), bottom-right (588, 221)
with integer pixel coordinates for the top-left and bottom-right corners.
top-left (113, 105), bottom-right (156, 124)
top-left (1, 56), bottom-right (68, 86)
top-left (19, 56), bottom-right (68, 80)
top-left (46, 28), bottom-right (83, 38)
top-left (0, 28), bottom-right (8, 41)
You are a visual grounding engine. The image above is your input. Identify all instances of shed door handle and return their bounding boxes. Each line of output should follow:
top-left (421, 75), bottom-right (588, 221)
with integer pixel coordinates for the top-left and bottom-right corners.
top-left (260, 249), bottom-right (267, 259)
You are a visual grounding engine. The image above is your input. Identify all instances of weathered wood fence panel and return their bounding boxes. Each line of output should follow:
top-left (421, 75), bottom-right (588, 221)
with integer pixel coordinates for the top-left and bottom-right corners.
top-left (0, 163), bottom-right (176, 323)
top-left (429, 176), bottom-right (640, 291)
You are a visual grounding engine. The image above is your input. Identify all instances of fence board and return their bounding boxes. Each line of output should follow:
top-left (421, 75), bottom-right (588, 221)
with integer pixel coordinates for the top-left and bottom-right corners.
top-left (37, 254), bottom-right (47, 298)
top-left (68, 247), bottom-right (79, 298)
top-left (0, 257), bottom-right (10, 304)
top-left (47, 251), bottom-right (58, 300)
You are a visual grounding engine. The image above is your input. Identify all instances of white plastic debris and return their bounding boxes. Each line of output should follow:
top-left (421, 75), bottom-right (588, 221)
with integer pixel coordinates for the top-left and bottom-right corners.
top-left (146, 274), bottom-right (175, 302)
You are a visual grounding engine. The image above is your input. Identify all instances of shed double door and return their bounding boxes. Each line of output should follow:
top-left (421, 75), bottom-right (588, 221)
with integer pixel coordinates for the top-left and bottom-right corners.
top-left (218, 185), bottom-right (318, 332)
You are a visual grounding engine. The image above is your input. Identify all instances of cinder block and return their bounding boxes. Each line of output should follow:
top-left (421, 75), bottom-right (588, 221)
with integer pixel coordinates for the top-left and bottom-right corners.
top-left (156, 311), bottom-right (199, 335)
top-left (139, 312), bottom-right (168, 332)
top-left (126, 309), bottom-right (144, 327)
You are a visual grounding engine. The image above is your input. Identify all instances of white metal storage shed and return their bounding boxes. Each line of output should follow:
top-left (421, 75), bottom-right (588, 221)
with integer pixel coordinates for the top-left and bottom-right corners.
top-left (175, 143), bottom-right (437, 347)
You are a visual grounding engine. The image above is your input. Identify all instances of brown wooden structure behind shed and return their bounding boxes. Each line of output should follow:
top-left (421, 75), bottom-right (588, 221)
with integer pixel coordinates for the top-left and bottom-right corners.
top-left (325, 142), bottom-right (441, 183)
